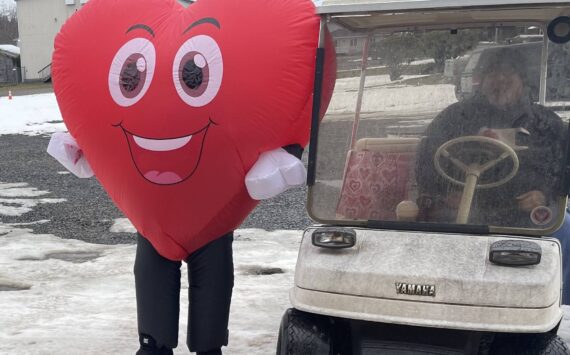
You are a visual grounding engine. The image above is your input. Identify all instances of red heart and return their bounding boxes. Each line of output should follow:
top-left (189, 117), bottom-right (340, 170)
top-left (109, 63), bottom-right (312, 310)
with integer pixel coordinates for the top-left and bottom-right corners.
top-left (535, 210), bottom-right (549, 223)
top-left (345, 207), bottom-right (359, 219)
top-left (370, 183), bottom-right (381, 194)
top-left (371, 153), bottom-right (385, 167)
top-left (531, 207), bottom-right (552, 225)
top-left (348, 180), bottom-right (362, 193)
top-left (359, 167), bottom-right (371, 180)
top-left (52, 0), bottom-right (335, 260)
top-left (359, 196), bottom-right (372, 207)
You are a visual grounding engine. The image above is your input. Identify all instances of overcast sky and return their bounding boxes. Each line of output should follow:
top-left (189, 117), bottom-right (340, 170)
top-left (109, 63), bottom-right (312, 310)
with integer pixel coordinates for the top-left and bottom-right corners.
top-left (0, 0), bottom-right (15, 9)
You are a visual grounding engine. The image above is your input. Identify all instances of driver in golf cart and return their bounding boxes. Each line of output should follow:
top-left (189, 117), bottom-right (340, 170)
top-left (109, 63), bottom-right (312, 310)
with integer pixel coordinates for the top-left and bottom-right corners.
top-left (415, 47), bottom-right (570, 302)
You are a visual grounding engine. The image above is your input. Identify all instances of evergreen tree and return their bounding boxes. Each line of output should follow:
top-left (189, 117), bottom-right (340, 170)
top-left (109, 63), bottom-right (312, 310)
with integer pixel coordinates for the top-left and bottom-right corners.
top-left (419, 30), bottom-right (485, 72)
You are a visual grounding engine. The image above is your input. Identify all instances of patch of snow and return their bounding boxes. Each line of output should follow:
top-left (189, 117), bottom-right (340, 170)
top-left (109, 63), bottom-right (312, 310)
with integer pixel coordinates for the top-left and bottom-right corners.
top-left (110, 218), bottom-right (137, 234)
top-left (0, 44), bottom-right (19, 56)
top-left (0, 93), bottom-right (66, 136)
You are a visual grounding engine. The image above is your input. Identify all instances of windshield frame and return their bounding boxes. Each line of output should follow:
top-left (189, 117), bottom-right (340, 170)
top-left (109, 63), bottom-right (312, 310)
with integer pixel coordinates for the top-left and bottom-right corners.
top-left (307, 8), bottom-right (570, 236)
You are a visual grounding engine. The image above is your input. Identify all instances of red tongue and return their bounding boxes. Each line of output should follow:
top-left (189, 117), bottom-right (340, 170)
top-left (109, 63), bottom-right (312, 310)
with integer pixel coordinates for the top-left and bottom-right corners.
top-left (124, 124), bottom-right (210, 185)
top-left (144, 170), bottom-right (182, 184)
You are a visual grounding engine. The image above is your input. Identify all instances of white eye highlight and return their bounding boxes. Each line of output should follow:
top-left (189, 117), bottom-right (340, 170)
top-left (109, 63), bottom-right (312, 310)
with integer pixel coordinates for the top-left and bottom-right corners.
top-left (194, 54), bottom-right (206, 68)
top-left (136, 57), bottom-right (146, 72)
top-left (108, 38), bottom-right (156, 107)
top-left (173, 35), bottom-right (223, 107)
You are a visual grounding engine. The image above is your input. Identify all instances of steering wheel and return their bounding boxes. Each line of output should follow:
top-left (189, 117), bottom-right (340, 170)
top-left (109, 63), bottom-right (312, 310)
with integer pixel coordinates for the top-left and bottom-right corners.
top-left (433, 136), bottom-right (519, 223)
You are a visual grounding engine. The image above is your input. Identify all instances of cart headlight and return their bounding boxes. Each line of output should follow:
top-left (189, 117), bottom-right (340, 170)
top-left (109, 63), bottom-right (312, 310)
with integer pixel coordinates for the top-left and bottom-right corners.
top-left (489, 240), bottom-right (541, 266)
top-left (312, 228), bottom-right (356, 249)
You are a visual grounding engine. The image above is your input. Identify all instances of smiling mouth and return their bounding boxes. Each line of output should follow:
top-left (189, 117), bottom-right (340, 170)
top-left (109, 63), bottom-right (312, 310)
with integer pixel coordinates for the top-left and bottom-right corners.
top-left (120, 122), bottom-right (211, 185)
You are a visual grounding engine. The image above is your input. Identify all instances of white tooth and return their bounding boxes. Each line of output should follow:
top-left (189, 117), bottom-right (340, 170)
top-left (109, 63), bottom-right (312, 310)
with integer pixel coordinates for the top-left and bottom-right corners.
top-left (133, 135), bottom-right (192, 152)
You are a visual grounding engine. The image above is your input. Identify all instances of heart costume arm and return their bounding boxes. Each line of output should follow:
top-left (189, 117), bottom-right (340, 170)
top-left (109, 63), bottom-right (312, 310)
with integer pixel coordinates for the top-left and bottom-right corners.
top-left (245, 148), bottom-right (306, 200)
top-left (47, 132), bottom-right (94, 178)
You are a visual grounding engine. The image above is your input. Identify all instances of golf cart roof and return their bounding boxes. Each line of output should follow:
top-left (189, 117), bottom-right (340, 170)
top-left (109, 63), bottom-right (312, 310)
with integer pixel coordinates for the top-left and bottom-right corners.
top-left (318, 0), bottom-right (570, 30)
top-left (317, 0), bottom-right (570, 14)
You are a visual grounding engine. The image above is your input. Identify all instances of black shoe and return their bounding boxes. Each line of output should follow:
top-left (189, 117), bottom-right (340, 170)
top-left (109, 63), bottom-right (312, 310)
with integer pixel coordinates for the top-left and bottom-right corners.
top-left (136, 348), bottom-right (172, 355)
top-left (197, 349), bottom-right (222, 355)
top-left (136, 334), bottom-right (174, 355)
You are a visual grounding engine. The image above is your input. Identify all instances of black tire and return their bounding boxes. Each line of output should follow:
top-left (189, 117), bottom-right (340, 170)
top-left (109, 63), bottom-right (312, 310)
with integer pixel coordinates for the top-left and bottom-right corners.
top-left (490, 333), bottom-right (570, 355)
top-left (477, 333), bottom-right (495, 355)
top-left (276, 308), bottom-right (333, 355)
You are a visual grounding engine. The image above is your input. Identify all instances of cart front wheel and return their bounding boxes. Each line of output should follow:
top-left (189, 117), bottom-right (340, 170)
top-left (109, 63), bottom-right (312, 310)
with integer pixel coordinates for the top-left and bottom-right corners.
top-left (276, 308), bottom-right (333, 355)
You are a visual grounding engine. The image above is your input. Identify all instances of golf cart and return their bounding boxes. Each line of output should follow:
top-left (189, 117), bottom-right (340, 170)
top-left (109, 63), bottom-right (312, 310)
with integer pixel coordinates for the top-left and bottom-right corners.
top-left (277, 0), bottom-right (570, 354)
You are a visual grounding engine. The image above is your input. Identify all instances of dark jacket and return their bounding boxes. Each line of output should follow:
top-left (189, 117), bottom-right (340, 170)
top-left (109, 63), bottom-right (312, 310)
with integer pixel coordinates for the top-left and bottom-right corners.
top-left (416, 93), bottom-right (566, 226)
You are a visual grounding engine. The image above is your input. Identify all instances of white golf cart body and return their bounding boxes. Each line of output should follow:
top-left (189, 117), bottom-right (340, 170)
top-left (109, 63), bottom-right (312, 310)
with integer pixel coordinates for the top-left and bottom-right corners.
top-left (283, 0), bottom-right (570, 353)
top-left (293, 229), bottom-right (562, 332)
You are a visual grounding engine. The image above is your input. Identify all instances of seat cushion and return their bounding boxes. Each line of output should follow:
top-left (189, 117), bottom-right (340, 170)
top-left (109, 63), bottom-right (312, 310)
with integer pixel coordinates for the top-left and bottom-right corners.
top-left (336, 149), bottom-right (416, 220)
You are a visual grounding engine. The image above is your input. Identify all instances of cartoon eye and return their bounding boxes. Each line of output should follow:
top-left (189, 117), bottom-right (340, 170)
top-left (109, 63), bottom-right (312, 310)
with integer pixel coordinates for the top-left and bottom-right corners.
top-left (173, 35), bottom-right (223, 107)
top-left (108, 38), bottom-right (156, 107)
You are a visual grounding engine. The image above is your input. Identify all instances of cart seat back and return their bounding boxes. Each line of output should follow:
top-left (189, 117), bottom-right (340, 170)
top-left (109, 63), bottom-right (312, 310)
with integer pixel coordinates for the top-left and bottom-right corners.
top-left (336, 137), bottom-right (420, 221)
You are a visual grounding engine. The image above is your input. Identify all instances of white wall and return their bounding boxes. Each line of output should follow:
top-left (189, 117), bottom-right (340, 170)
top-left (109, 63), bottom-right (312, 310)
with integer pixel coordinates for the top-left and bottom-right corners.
top-left (16, 0), bottom-right (84, 81)
top-left (15, 0), bottom-right (191, 82)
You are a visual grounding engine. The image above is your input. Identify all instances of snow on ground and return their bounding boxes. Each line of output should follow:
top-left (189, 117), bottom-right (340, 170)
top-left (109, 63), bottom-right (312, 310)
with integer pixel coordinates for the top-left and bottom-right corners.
top-left (410, 58), bottom-right (436, 65)
top-left (332, 74), bottom-right (428, 91)
top-left (0, 222), bottom-right (299, 355)
top-left (0, 94), bottom-right (65, 135)
top-left (0, 44), bottom-right (19, 56)
top-left (110, 218), bottom-right (137, 234)
top-left (0, 183), bottom-right (66, 216)
top-left (2, 82), bottom-right (570, 354)
top-left (2, 206), bottom-right (570, 354)
top-left (0, 176), bottom-right (297, 354)
top-left (326, 74), bottom-right (457, 115)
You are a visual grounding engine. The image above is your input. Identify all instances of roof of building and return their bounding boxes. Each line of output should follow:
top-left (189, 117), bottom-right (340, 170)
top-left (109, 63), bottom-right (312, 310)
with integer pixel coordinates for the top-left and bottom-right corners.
top-left (0, 45), bottom-right (20, 58)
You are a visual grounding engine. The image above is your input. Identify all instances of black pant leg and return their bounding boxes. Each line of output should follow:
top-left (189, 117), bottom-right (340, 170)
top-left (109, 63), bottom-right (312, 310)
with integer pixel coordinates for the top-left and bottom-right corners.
top-left (186, 232), bottom-right (234, 352)
top-left (134, 233), bottom-right (182, 349)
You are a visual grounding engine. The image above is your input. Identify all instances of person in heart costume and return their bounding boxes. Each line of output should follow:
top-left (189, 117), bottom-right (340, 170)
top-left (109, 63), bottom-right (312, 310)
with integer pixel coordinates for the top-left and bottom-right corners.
top-left (48, 0), bottom-right (336, 353)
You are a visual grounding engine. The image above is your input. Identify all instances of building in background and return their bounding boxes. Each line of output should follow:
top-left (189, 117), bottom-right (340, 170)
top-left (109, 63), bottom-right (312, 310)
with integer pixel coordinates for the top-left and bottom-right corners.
top-left (0, 44), bottom-right (20, 84)
top-left (332, 27), bottom-right (367, 56)
top-left (14, 0), bottom-right (192, 82)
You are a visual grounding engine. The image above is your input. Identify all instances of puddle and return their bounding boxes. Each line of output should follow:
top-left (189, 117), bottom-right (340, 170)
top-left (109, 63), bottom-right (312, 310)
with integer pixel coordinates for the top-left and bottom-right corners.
top-left (16, 256), bottom-right (43, 261)
top-left (17, 251), bottom-right (102, 263)
top-left (0, 282), bottom-right (31, 291)
top-left (241, 266), bottom-right (284, 276)
top-left (44, 251), bottom-right (101, 263)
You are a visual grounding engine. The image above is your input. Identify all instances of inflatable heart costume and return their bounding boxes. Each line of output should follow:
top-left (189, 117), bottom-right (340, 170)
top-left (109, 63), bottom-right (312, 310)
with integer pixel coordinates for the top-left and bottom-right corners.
top-left (51, 0), bottom-right (335, 260)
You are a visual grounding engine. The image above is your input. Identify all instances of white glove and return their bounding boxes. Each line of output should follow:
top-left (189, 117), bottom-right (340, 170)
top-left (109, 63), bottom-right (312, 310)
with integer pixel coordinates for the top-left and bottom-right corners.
top-left (47, 132), bottom-right (94, 178)
top-left (245, 148), bottom-right (306, 200)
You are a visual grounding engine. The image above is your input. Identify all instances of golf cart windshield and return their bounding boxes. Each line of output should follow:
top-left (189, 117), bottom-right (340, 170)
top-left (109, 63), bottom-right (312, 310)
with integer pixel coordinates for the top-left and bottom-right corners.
top-left (308, 8), bottom-right (570, 235)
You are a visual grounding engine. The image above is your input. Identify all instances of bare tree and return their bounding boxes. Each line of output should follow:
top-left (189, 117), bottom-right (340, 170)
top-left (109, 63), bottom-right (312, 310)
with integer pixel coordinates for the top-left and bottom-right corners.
top-left (0, 7), bottom-right (18, 45)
